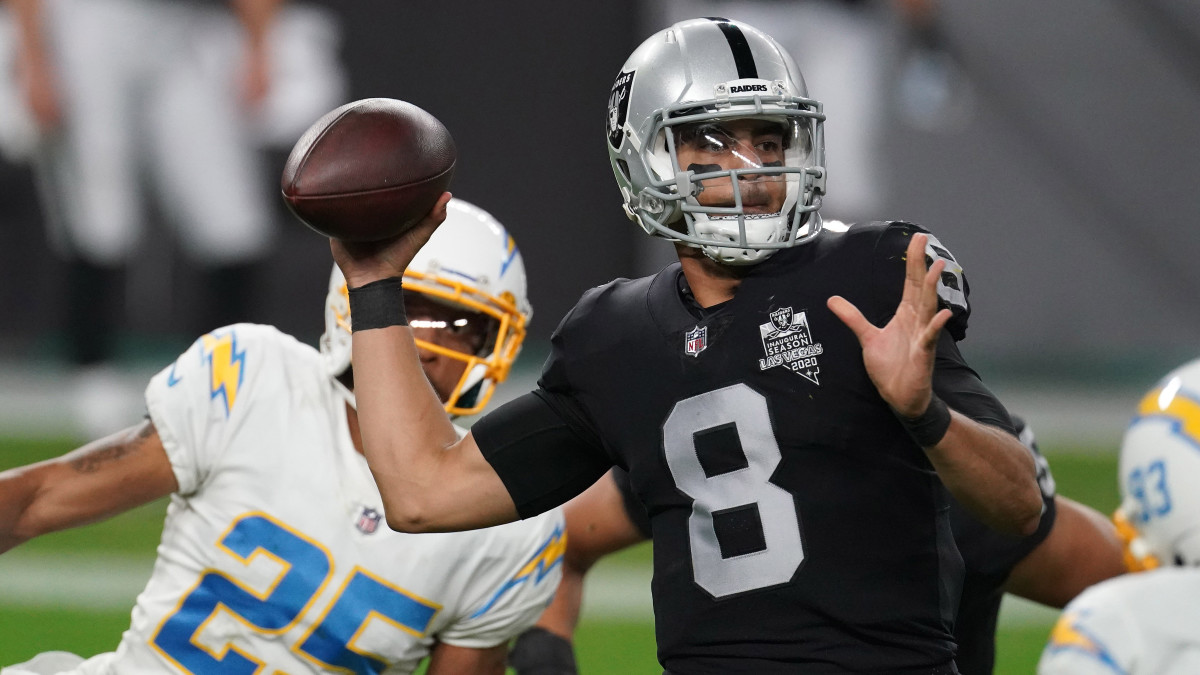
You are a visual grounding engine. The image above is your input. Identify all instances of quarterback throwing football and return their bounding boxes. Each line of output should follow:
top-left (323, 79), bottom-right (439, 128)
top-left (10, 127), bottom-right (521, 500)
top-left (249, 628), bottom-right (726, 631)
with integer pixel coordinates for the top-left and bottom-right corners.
top-left (333, 18), bottom-right (1043, 674)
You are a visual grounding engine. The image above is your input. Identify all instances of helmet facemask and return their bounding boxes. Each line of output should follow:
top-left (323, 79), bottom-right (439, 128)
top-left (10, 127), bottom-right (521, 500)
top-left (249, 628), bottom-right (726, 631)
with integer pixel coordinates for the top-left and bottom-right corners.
top-left (633, 89), bottom-right (826, 264)
top-left (401, 269), bottom-right (527, 416)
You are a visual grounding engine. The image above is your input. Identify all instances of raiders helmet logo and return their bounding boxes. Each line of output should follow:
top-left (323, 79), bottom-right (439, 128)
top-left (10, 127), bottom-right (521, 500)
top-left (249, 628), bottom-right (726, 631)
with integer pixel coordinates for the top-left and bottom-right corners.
top-left (608, 70), bottom-right (635, 149)
top-left (769, 307), bottom-right (793, 332)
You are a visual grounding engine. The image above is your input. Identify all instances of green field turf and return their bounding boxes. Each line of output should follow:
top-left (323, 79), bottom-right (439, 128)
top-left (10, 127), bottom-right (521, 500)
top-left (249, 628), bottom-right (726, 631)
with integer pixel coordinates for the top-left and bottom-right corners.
top-left (0, 437), bottom-right (1121, 673)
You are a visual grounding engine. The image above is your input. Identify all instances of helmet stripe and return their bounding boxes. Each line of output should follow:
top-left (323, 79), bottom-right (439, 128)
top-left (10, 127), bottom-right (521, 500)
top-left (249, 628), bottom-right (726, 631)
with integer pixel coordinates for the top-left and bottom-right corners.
top-left (1136, 384), bottom-right (1200, 448)
top-left (706, 18), bottom-right (759, 79)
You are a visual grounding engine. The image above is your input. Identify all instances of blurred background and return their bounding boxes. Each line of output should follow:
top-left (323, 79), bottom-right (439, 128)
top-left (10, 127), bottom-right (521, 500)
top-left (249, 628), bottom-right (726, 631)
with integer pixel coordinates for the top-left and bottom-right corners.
top-left (0, 0), bottom-right (1197, 671)
top-left (1, 0), bottom-right (1197, 441)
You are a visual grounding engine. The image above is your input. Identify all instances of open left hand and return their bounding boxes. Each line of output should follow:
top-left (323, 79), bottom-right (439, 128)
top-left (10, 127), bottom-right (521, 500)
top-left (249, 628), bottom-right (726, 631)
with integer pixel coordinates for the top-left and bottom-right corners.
top-left (330, 192), bottom-right (452, 289)
top-left (827, 232), bottom-right (952, 418)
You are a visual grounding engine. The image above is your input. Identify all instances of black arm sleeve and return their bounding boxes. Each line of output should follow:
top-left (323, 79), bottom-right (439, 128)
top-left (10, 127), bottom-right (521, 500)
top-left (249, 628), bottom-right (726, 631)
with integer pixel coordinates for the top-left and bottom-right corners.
top-left (508, 627), bottom-right (579, 675)
top-left (931, 331), bottom-right (1016, 434)
top-left (611, 466), bottom-right (652, 538)
top-left (472, 391), bottom-right (614, 519)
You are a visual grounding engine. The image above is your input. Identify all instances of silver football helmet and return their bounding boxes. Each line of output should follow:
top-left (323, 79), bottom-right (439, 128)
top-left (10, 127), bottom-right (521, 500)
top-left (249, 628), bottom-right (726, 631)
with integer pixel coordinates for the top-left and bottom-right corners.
top-left (321, 198), bottom-right (532, 416)
top-left (606, 17), bottom-right (827, 265)
top-left (1115, 358), bottom-right (1200, 568)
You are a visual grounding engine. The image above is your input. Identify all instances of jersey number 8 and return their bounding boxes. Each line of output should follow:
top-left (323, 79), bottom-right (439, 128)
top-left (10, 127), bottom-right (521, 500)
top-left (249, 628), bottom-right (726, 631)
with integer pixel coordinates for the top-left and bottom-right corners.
top-left (663, 383), bottom-right (804, 598)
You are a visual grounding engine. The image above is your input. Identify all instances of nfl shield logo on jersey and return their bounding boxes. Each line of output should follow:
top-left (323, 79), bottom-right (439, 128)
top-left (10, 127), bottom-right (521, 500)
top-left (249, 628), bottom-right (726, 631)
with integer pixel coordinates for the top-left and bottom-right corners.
top-left (684, 325), bottom-right (708, 357)
top-left (355, 507), bottom-right (382, 534)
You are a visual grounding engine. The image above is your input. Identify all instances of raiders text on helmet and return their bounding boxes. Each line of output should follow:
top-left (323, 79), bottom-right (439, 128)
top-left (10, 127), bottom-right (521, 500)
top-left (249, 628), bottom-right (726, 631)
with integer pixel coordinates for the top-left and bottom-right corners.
top-left (606, 17), bottom-right (827, 265)
top-left (321, 198), bottom-right (532, 416)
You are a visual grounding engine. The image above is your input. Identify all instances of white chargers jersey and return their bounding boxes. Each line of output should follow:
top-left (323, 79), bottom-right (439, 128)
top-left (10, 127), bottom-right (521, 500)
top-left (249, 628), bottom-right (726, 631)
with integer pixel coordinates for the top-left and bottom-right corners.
top-left (52, 324), bottom-right (564, 674)
top-left (1038, 567), bottom-right (1200, 675)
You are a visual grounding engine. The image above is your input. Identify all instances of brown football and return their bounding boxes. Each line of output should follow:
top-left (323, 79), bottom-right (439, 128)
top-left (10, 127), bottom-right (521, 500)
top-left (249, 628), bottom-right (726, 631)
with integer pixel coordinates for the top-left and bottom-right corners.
top-left (281, 98), bottom-right (456, 242)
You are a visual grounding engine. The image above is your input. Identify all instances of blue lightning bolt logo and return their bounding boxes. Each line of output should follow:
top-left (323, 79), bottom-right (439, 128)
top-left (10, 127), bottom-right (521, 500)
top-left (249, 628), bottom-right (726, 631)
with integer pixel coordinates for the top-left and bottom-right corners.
top-left (200, 331), bottom-right (246, 418)
top-left (469, 523), bottom-right (566, 619)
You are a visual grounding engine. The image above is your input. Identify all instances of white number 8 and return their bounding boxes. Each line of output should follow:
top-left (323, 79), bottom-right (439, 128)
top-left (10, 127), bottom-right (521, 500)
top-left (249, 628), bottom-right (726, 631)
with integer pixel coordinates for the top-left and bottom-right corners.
top-left (663, 383), bottom-right (804, 597)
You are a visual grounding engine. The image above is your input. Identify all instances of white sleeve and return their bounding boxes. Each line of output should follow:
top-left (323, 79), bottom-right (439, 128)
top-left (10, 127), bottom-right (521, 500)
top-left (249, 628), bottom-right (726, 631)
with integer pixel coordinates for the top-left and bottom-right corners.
top-left (144, 325), bottom-right (257, 496)
top-left (1038, 583), bottom-right (1140, 675)
top-left (436, 511), bottom-right (566, 648)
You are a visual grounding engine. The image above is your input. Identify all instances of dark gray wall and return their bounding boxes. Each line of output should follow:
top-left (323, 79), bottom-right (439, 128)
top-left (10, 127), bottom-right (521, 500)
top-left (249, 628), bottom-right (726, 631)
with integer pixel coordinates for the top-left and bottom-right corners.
top-left (883, 0), bottom-right (1200, 379)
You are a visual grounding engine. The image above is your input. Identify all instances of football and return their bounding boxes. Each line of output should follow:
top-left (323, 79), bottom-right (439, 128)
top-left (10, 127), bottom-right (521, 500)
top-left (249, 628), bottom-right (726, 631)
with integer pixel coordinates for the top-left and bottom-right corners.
top-left (281, 98), bottom-right (456, 242)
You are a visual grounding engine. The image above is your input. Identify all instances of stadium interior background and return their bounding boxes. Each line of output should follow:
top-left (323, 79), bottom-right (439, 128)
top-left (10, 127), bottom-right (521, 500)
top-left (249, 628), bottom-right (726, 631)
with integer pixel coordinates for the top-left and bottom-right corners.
top-left (0, 0), bottom-right (1194, 462)
top-left (4, 0), bottom-right (1198, 444)
top-left (1, 1), bottom-right (1197, 671)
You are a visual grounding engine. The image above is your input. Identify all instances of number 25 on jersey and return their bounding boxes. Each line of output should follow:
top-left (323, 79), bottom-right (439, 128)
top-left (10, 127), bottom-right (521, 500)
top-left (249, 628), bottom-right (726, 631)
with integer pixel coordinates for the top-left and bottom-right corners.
top-left (153, 512), bottom-right (439, 674)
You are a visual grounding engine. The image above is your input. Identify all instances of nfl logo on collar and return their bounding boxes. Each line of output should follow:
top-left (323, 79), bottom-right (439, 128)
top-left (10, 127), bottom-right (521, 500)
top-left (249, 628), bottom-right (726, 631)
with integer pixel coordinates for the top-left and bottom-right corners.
top-left (685, 325), bottom-right (708, 357)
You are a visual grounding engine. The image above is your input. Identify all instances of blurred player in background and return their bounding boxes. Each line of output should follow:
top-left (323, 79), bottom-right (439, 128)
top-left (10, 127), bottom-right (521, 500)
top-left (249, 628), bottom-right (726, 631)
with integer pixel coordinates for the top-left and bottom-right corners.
top-left (0, 199), bottom-right (564, 675)
top-left (510, 414), bottom-right (1126, 675)
top-left (1039, 358), bottom-right (1200, 675)
top-left (331, 17), bottom-right (1044, 673)
top-left (2, 0), bottom-right (344, 437)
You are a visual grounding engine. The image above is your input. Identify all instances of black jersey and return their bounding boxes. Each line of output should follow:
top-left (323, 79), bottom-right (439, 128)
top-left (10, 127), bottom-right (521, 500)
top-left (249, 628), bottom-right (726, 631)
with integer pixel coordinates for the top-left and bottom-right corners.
top-left (475, 221), bottom-right (1017, 674)
top-left (950, 416), bottom-right (1057, 675)
top-left (611, 413), bottom-right (1058, 675)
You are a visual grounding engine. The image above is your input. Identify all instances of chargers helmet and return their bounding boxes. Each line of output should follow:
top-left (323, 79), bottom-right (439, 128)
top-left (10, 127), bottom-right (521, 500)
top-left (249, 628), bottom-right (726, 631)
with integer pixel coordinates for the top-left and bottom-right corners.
top-left (321, 198), bottom-right (532, 416)
top-left (1116, 358), bottom-right (1200, 568)
top-left (606, 17), bottom-right (826, 265)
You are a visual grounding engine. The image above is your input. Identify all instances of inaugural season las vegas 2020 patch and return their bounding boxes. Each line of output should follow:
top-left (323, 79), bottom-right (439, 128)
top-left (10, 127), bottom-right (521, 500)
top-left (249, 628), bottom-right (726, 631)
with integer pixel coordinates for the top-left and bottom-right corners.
top-left (758, 306), bottom-right (823, 385)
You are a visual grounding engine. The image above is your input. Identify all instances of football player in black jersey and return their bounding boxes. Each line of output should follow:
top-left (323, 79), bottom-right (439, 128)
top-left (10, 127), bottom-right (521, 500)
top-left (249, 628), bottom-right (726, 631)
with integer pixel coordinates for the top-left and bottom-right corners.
top-left (330, 17), bottom-right (1044, 674)
top-left (509, 417), bottom-right (1127, 675)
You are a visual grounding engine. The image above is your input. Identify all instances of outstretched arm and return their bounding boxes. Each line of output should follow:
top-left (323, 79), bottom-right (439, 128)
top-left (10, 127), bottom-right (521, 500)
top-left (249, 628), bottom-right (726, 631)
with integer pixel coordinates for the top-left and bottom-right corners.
top-left (1006, 495), bottom-right (1126, 608)
top-left (7, 0), bottom-right (61, 130)
top-left (828, 233), bottom-right (1042, 536)
top-left (228, 0), bottom-right (283, 105)
top-left (0, 419), bottom-right (178, 554)
top-left (331, 193), bottom-right (519, 532)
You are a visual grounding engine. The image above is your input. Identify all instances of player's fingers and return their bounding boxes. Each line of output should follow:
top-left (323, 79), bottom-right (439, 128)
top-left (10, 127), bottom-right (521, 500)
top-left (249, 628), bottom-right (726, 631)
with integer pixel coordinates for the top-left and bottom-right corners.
top-left (329, 194), bottom-right (451, 287)
top-left (920, 258), bottom-right (946, 315)
top-left (900, 233), bottom-right (929, 305)
top-left (827, 295), bottom-right (874, 341)
top-left (921, 308), bottom-right (952, 348)
top-left (403, 192), bottom-right (453, 245)
top-left (412, 192), bottom-right (453, 235)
